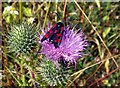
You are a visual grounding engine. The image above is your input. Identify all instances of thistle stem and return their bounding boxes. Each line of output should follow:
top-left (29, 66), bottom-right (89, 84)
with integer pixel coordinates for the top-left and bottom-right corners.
top-left (19, 0), bottom-right (22, 23)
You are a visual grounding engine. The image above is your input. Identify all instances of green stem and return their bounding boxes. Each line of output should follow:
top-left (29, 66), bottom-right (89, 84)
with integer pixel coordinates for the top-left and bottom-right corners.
top-left (19, 0), bottom-right (22, 23)
top-left (55, 2), bottom-right (58, 22)
top-left (63, 0), bottom-right (67, 19)
top-left (20, 55), bottom-right (26, 86)
top-left (43, 2), bottom-right (51, 28)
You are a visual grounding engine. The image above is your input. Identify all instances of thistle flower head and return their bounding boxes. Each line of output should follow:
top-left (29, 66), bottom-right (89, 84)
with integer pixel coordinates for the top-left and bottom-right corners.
top-left (7, 22), bottom-right (37, 54)
top-left (39, 58), bottom-right (70, 86)
top-left (39, 23), bottom-right (88, 65)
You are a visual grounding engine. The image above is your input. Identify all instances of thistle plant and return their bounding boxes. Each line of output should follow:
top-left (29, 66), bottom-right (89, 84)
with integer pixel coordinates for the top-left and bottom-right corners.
top-left (7, 22), bottom-right (37, 55)
top-left (37, 22), bottom-right (88, 86)
top-left (39, 58), bottom-right (70, 86)
top-left (39, 24), bottom-right (88, 66)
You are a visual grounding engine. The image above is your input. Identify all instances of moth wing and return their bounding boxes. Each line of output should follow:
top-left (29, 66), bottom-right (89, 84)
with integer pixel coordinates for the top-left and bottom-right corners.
top-left (53, 27), bottom-right (64, 48)
top-left (41, 22), bottom-right (64, 48)
top-left (53, 35), bottom-right (60, 48)
top-left (41, 26), bottom-right (55, 42)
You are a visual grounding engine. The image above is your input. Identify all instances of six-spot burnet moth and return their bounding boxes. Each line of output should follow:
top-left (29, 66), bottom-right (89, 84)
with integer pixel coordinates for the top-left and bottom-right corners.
top-left (41, 22), bottom-right (64, 48)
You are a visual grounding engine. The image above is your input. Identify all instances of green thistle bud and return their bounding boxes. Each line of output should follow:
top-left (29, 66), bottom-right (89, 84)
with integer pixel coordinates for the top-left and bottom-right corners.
top-left (7, 22), bottom-right (37, 54)
top-left (38, 58), bottom-right (70, 86)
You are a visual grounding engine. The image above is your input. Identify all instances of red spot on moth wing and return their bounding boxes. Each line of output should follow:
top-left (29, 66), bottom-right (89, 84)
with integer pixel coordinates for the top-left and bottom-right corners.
top-left (60, 27), bottom-right (64, 31)
top-left (45, 34), bottom-right (49, 38)
top-left (57, 34), bottom-right (62, 37)
top-left (54, 30), bottom-right (57, 33)
top-left (57, 39), bottom-right (61, 43)
top-left (49, 29), bottom-right (53, 34)
top-left (53, 24), bottom-right (57, 28)
top-left (54, 40), bottom-right (57, 42)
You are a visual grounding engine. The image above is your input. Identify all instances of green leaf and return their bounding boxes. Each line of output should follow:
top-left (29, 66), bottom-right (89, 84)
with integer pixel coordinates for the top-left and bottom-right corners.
top-left (23, 7), bottom-right (32, 17)
top-left (103, 15), bottom-right (109, 21)
top-left (103, 27), bottom-right (111, 38)
top-left (6, 16), bottom-right (11, 23)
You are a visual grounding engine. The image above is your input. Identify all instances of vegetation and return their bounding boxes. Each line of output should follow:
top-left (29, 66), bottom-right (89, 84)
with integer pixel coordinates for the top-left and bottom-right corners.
top-left (1, 1), bottom-right (120, 87)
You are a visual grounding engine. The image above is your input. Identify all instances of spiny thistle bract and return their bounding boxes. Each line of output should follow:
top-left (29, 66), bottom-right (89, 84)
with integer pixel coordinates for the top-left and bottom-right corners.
top-left (39, 58), bottom-right (71, 86)
top-left (7, 22), bottom-right (37, 54)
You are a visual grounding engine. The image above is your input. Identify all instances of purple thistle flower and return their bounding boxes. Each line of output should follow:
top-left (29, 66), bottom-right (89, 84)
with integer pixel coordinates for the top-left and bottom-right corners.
top-left (39, 24), bottom-right (88, 65)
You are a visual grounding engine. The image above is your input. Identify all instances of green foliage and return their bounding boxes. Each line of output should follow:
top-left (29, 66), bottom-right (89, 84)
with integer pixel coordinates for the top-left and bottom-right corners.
top-left (23, 7), bottom-right (32, 17)
top-left (7, 22), bottom-right (37, 55)
top-left (103, 27), bottom-right (111, 38)
top-left (38, 58), bottom-right (70, 86)
top-left (2, 6), bottom-right (19, 23)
